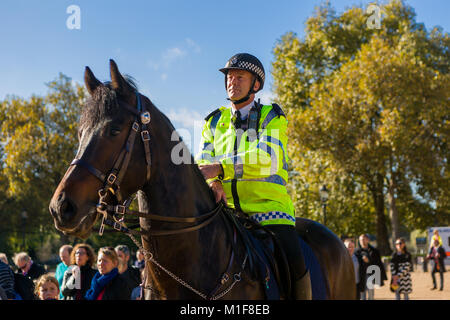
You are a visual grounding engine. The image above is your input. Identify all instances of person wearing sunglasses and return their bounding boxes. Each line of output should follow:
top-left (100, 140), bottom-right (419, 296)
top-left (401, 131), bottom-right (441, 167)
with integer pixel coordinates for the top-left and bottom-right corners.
top-left (390, 238), bottom-right (413, 300)
top-left (61, 243), bottom-right (96, 300)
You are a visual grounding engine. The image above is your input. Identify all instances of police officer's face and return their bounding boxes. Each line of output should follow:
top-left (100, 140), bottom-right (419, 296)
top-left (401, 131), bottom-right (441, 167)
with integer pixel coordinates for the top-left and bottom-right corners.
top-left (226, 70), bottom-right (259, 101)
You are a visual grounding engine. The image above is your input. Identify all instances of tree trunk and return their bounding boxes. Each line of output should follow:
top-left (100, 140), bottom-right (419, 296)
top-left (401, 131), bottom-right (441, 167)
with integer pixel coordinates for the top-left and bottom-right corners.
top-left (387, 174), bottom-right (400, 245)
top-left (371, 174), bottom-right (391, 256)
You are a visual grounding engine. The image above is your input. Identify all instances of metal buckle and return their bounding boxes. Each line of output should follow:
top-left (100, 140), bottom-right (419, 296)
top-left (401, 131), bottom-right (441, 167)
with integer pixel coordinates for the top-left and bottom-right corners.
top-left (98, 188), bottom-right (107, 199)
top-left (140, 111), bottom-right (151, 124)
top-left (96, 202), bottom-right (107, 214)
top-left (115, 205), bottom-right (126, 215)
top-left (221, 273), bottom-right (229, 284)
top-left (113, 221), bottom-right (122, 231)
top-left (132, 122), bottom-right (139, 132)
top-left (107, 173), bottom-right (117, 184)
top-left (141, 130), bottom-right (150, 141)
top-left (99, 214), bottom-right (106, 236)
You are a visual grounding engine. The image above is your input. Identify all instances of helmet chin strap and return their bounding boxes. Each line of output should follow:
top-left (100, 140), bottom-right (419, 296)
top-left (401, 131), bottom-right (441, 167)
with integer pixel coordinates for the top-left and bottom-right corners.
top-left (227, 76), bottom-right (257, 105)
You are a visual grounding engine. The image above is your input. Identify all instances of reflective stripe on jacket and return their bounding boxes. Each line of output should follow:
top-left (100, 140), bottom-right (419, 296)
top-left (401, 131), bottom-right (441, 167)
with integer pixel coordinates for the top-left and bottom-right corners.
top-left (196, 104), bottom-right (295, 226)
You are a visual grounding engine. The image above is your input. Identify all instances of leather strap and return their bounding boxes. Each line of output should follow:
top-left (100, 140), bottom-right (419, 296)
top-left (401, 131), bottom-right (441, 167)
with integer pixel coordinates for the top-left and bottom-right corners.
top-left (70, 159), bottom-right (106, 182)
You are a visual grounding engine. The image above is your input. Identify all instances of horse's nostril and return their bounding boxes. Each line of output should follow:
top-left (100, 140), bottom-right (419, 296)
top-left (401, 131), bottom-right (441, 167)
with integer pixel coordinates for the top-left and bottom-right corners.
top-left (59, 198), bottom-right (77, 222)
top-left (50, 206), bottom-right (58, 219)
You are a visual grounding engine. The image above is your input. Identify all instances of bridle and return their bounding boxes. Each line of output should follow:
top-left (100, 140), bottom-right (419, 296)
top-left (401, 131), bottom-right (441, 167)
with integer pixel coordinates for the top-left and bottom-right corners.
top-left (70, 91), bottom-right (152, 234)
top-left (69, 90), bottom-right (246, 299)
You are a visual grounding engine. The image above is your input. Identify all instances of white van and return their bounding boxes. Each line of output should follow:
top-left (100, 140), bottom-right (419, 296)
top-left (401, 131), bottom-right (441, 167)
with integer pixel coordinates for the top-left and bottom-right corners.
top-left (428, 227), bottom-right (450, 266)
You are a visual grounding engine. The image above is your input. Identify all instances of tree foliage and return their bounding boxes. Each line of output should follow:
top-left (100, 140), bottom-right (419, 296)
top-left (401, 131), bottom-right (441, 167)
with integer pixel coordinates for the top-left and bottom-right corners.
top-left (273, 0), bottom-right (449, 254)
top-left (0, 74), bottom-right (136, 259)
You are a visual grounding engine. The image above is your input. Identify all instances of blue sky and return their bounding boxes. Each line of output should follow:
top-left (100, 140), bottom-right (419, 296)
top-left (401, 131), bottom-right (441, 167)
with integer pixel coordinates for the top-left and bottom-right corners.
top-left (0, 0), bottom-right (448, 154)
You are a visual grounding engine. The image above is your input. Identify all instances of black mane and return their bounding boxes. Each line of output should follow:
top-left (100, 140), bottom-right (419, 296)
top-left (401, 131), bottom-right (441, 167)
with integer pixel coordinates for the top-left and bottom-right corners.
top-left (80, 75), bottom-right (138, 130)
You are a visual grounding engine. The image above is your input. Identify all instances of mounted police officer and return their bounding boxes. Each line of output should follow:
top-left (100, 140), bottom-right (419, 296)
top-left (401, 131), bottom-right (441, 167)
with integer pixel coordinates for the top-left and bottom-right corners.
top-left (196, 53), bottom-right (311, 299)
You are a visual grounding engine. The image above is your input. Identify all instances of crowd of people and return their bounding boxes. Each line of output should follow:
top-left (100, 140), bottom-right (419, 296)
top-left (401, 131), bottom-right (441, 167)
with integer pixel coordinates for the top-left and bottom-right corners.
top-left (0, 244), bottom-right (146, 300)
top-left (344, 231), bottom-right (447, 300)
top-left (0, 231), bottom-right (447, 300)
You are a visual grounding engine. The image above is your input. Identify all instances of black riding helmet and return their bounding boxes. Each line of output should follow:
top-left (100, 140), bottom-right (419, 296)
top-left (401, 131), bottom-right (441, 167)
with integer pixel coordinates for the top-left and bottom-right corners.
top-left (219, 53), bottom-right (265, 104)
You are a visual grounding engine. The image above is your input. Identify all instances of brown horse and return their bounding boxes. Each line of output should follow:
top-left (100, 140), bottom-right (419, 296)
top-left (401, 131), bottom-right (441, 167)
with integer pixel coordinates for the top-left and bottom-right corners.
top-left (49, 60), bottom-right (355, 299)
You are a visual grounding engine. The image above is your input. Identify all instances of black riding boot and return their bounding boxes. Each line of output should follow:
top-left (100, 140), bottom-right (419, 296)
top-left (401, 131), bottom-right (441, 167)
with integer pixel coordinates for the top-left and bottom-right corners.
top-left (266, 224), bottom-right (312, 300)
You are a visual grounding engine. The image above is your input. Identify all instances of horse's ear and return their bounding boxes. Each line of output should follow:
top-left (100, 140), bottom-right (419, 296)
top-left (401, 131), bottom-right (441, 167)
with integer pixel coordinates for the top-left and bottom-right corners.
top-left (84, 66), bottom-right (102, 96)
top-left (109, 59), bottom-right (134, 99)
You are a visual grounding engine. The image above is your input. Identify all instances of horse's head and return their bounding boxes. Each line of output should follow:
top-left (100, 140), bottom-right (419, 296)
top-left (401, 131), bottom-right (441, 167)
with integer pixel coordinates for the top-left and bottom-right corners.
top-left (49, 60), bottom-right (153, 238)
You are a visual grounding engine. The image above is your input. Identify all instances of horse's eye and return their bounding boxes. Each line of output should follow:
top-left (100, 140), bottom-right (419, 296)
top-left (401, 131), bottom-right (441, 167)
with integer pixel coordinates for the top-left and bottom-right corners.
top-left (110, 128), bottom-right (121, 136)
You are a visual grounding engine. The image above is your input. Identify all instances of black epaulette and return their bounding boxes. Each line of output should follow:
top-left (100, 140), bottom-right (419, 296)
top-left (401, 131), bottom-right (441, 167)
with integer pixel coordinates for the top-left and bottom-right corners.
top-left (271, 103), bottom-right (286, 118)
top-left (204, 108), bottom-right (222, 121)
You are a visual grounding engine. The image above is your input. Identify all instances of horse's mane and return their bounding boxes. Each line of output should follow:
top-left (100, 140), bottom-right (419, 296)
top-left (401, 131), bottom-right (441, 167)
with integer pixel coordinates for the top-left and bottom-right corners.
top-left (79, 75), bottom-right (138, 130)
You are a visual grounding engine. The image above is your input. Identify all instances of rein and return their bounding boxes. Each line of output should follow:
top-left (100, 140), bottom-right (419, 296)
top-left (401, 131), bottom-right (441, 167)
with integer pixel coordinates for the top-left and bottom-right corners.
top-left (70, 91), bottom-right (247, 300)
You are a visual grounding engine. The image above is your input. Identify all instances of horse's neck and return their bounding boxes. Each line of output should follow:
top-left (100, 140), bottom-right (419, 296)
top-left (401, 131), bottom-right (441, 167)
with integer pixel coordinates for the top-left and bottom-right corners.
top-left (148, 164), bottom-right (214, 217)
top-left (139, 141), bottom-right (230, 298)
top-left (145, 110), bottom-right (215, 218)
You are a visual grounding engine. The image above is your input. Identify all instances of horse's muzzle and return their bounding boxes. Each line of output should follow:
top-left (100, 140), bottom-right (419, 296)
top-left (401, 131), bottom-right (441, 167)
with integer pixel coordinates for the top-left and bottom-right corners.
top-left (49, 191), bottom-right (79, 231)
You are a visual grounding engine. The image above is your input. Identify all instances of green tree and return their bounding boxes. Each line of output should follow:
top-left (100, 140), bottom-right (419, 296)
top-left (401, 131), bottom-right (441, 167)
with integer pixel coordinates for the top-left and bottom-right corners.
top-left (0, 74), bottom-right (84, 256)
top-left (0, 73), bottom-right (139, 258)
top-left (273, 0), bottom-right (449, 254)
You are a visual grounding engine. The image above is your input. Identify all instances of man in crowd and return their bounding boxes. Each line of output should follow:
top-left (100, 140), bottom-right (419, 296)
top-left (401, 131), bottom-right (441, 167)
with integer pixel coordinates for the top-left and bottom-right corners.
top-left (115, 245), bottom-right (141, 294)
top-left (13, 252), bottom-right (46, 281)
top-left (355, 234), bottom-right (387, 300)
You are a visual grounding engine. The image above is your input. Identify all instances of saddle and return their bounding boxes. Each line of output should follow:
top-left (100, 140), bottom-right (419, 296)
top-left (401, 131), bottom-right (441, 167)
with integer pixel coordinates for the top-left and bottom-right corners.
top-left (221, 208), bottom-right (293, 299)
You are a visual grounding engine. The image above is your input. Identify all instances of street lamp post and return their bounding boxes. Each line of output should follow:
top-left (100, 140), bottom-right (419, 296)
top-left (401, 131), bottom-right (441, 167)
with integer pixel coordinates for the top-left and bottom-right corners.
top-left (319, 185), bottom-right (329, 226)
top-left (21, 211), bottom-right (28, 249)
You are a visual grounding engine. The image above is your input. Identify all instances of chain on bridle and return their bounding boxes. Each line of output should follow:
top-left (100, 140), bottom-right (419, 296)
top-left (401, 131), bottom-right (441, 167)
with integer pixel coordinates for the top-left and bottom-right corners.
top-left (69, 91), bottom-right (247, 300)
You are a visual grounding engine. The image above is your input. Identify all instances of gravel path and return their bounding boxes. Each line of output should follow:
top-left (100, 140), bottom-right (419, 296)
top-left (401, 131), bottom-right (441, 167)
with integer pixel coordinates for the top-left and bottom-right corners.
top-left (369, 269), bottom-right (449, 300)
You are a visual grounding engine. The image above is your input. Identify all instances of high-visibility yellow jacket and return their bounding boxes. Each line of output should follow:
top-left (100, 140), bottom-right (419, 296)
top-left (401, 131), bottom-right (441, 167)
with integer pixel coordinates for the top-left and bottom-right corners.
top-left (196, 103), bottom-right (295, 226)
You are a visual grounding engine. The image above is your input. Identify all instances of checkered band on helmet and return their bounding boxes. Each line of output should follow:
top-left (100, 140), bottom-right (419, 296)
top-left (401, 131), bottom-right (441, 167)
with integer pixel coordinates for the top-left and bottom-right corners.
top-left (220, 53), bottom-right (265, 91)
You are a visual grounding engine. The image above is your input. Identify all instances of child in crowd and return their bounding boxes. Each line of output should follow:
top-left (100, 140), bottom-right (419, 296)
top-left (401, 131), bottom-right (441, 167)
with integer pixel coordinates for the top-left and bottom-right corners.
top-left (35, 274), bottom-right (60, 300)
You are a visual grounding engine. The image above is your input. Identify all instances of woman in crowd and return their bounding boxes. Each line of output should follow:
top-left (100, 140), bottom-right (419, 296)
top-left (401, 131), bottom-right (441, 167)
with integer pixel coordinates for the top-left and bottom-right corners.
top-left (84, 247), bottom-right (131, 300)
top-left (390, 238), bottom-right (413, 300)
top-left (61, 243), bottom-right (96, 300)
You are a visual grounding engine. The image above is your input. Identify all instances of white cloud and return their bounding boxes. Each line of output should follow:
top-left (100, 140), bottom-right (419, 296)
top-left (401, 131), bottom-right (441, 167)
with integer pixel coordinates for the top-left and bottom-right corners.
top-left (257, 90), bottom-right (275, 104)
top-left (166, 107), bottom-right (205, 154)
top-left (146, 60), bottom-right (160, 70)
top-left (163, 47), bottom-right (186, 65)
top-left (166, 107), bottom-right (203, 130)
top-left (146, 39), bottom-right (200, 72)
top-left (185, 38), bottom-right (201, 53)
top-left (161, 73), bottom-right (168, 81)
